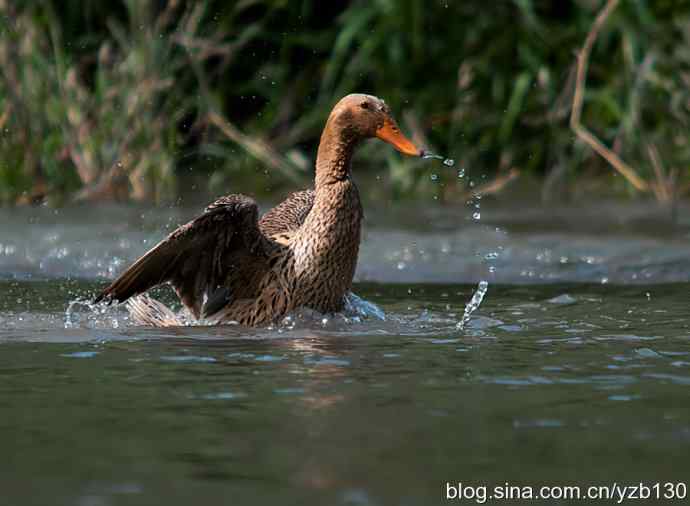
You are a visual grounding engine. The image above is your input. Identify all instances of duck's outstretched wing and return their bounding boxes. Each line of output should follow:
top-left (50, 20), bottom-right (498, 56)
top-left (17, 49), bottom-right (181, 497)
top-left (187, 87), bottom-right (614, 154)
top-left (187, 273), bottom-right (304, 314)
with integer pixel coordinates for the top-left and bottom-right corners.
top-left (95, 194), bottom-right (271, 318)
top-left (258, 189), bottom-right (314, 236)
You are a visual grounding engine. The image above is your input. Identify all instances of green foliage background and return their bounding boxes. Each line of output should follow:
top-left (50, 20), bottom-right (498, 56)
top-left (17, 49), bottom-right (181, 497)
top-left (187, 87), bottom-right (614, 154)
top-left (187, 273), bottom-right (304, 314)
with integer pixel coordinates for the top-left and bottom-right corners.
top-left (1, 0), bottom-right (689, 205)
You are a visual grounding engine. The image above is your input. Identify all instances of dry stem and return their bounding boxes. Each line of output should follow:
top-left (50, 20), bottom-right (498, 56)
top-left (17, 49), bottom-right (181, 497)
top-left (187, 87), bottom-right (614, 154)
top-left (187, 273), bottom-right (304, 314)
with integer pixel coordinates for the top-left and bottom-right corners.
top-left (208, 111), bottom-right (304, 184)
top-left (570, 0), bottom-right (650, 192)
top-left (460, 168), bottom-right (520, 200)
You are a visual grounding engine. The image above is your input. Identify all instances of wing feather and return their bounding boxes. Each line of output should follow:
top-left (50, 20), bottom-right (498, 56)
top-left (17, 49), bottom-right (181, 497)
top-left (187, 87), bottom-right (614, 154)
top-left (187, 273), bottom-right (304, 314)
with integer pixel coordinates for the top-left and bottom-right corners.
top-left (95, 194), bottom-right (269, 318)
top-left (258, 189), bottom-right (314, 236)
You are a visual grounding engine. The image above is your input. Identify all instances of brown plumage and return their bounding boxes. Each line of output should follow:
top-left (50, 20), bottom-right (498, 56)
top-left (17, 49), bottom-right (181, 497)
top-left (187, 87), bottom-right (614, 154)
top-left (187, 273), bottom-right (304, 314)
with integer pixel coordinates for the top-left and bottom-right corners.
top-left (95, 94), bottom-right (422, 326)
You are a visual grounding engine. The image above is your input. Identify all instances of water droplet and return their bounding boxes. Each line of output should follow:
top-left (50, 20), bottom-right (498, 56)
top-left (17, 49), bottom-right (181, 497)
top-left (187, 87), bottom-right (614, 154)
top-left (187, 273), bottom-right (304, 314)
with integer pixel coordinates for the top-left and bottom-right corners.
top-left (430, 173), bottom-right (439, 181)
top-left (422, 152), bottom-right (454, 167)
top-left (457, 168), bottom-right (465, 178)
top-left (457, 280), bottom-right (489, 330)
top-left (473, 211), bottom-right (481, 220)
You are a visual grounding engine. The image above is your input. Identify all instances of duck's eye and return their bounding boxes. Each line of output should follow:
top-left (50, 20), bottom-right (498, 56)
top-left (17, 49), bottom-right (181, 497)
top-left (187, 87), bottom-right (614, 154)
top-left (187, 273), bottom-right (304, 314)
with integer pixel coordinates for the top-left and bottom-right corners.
top-left (360, 102), bottom-right (369, 110)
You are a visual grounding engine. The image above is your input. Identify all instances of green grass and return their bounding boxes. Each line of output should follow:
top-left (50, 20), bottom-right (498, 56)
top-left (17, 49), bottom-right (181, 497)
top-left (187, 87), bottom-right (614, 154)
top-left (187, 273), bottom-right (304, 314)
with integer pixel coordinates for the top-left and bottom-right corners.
top-left (1, 0), bottom-right (689, 205)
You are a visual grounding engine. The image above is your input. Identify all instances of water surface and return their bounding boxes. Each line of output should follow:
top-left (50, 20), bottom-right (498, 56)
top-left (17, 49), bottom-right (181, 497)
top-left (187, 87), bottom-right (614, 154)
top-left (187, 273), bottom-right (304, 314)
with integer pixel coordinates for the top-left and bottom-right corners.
top-left (1, 203), bottom-right (689, 505)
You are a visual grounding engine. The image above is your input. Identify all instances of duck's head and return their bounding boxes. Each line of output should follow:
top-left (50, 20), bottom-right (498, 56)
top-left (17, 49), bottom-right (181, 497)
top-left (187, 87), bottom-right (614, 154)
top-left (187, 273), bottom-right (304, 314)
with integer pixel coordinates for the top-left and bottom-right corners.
top-left (327, 93), bottom-right (423, 157)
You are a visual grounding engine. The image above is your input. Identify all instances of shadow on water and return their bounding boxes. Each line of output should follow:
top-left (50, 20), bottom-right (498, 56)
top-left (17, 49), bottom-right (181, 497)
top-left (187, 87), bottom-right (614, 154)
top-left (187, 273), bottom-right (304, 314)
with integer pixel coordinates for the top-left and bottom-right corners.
top-left (1, 203), bottom-right (690, 505)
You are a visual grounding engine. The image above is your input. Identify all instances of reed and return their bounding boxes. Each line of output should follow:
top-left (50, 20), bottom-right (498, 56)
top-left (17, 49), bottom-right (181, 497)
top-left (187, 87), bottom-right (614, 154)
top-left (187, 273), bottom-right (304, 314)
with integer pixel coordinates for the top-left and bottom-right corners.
top-left (0, 0), bottom-right (688, 205)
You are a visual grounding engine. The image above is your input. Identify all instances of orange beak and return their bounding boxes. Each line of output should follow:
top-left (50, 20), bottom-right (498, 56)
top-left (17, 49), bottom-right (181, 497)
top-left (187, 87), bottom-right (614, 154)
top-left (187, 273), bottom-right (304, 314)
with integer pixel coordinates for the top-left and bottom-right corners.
top-left (375, 118), bottom-right (422, 156)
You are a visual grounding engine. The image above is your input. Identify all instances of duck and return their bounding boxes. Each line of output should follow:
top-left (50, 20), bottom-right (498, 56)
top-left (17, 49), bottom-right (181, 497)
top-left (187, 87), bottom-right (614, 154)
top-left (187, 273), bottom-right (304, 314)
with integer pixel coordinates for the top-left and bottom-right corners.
top-left (95, 94), bottom-right (423, 326)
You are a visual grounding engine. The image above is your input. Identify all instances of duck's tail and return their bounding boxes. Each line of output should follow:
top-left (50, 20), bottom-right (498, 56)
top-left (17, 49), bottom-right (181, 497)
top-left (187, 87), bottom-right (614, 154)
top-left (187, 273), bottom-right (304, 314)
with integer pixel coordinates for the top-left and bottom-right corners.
top-left (126, 295), bottom-right (184, 327)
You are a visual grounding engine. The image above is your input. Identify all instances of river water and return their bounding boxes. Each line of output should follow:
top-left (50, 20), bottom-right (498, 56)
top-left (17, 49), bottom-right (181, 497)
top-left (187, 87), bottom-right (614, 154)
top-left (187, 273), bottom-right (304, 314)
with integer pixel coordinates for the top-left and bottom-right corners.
top-left (1, 201), bottom-right (689, 505)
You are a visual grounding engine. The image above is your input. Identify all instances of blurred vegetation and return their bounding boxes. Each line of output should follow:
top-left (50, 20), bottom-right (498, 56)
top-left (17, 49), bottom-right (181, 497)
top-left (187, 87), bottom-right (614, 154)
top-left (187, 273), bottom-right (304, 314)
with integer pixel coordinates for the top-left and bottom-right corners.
top-left (1, 0), bottom-right (690, 206)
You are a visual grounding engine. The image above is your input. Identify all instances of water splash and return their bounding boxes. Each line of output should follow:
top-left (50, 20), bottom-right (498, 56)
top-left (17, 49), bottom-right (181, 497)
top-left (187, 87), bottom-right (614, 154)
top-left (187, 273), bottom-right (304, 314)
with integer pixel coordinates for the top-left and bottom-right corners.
top-left (267, 292), bottom-right (386, 332)
top-left (422, 153), bottom-right (455, 167)
top-left (344, 292), bottom-right (386, 320)
top-left (64, 297), bottom-right (125, 329)
top-left (457, 173), bottom-right (495, 329)
top-left (457, 280), bottom-right (488, 330)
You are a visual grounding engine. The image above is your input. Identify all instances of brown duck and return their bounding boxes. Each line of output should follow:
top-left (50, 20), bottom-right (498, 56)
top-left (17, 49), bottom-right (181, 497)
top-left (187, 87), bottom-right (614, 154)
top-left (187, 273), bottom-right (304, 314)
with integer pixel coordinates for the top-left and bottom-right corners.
top-left (95, 94), bottom-right (423, 326)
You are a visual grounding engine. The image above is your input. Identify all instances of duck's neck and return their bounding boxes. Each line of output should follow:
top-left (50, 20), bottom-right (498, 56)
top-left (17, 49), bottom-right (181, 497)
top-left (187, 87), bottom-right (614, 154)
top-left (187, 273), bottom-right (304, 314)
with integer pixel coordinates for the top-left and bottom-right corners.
top-left (293, 119), bottom-right (362, 295)
top-left (314, 119), bottom-right (358, 188)
top-left (309, 119), bottom-right (362, 230)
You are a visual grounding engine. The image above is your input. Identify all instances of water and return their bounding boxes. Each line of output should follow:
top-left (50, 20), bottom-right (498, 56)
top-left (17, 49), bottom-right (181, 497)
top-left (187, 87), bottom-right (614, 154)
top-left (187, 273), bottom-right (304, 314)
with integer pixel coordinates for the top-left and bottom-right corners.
top-left (1, 202), bottom-right (690, 504)
top-left (461, 175), bottom-right (492, 330)
top-left (422, 152), bottom-right (455, 167)
top-left (457, 279), bottom-right (488, 330)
